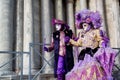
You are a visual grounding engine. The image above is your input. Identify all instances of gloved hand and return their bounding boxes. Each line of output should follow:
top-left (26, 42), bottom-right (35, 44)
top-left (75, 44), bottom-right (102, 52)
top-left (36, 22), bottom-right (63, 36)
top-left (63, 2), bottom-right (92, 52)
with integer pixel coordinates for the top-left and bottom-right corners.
top-left (73, 37), bottom-right (79, 41)
top-left (107, 76), bottom-right (113, 80)
top-left (44, 46), bottom-right (49, 52)
top-left (101, 42), bottom-right (107, 48)
top-left (65, 36), bottom-right (70, 44)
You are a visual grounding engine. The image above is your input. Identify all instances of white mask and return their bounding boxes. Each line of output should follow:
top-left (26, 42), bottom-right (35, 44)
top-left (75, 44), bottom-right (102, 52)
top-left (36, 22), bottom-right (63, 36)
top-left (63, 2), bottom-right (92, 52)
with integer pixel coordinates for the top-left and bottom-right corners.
top-left (56, 24), bottom-right (61, 31)
top-left (82, 23), bottom-right (89, 31)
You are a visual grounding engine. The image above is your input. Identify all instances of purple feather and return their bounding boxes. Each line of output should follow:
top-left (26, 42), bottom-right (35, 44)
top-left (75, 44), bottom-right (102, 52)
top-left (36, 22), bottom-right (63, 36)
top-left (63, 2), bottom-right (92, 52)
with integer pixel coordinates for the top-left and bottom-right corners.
top-left (75, 9), bottom-right (102, 29)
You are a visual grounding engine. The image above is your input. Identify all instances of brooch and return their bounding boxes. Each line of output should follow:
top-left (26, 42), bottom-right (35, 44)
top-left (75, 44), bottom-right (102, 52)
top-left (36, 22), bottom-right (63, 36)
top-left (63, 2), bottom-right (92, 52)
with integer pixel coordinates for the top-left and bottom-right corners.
top-left (81, 35), bottom-right (84, 38)
top-left (56, 35), bottom-right (59, 38)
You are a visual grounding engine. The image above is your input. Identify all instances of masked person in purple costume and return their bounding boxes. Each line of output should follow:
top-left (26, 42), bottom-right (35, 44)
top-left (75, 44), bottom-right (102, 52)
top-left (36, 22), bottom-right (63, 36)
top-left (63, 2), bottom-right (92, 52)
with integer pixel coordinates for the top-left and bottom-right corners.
top-left (44, 19), bottom-right (74, 80)
top-left (65, 9), bottom-right (117, 80)
top-left (65, 9), bottom-right (109, 61)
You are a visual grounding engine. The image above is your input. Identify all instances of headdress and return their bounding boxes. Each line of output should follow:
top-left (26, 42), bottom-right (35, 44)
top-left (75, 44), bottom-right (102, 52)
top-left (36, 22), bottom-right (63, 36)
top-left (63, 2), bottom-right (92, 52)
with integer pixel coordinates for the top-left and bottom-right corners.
top-left (75, 9), bottom-right (102, 29)
top-left (52, 19), bottom-right (69, 29)
top-left (52, 19), bottom-right (65, 25)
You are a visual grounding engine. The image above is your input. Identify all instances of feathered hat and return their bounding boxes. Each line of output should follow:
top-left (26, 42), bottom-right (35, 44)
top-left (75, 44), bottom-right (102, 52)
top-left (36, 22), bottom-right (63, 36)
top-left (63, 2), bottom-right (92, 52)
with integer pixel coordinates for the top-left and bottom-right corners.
top-left (75, 9), bottom-right (102, 29)
top-left (52, 19), bottom-right (69, 29)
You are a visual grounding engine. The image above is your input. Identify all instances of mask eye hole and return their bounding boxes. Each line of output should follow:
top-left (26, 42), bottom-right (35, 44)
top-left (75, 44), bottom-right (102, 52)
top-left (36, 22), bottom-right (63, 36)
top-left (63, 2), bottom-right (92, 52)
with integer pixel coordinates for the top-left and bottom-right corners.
top-left (83, 24), bottom-right (87, 27)
top-left (83, 23), bottom-right (88, 28)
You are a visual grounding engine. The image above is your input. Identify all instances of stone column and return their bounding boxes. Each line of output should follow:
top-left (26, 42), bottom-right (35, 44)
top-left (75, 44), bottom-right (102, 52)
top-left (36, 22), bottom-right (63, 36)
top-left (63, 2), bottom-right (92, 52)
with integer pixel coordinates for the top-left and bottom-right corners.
top-left (113, 0), bottom-right (120, 74)
top-left (80, 0), bottom-right (87, 10)
top-left (75, 0), bottom-right (80, 12)
top-left (0, 0), bottom-right (14, 75)
top-left (75, 0), bottom-right (80, 35)
top-left (106, 0), bottom-right (120, 71)
top-left (41, 0), bottom-right (53, 73)
top-left (67, 0), bottom-right (77, 64)
top-left (66, 0), bottom-right (75, 33)
top-left (111, 0), bottom-right (120, 48)
top-left (55, 0), bottom-right (63, 20)
top-left (16, 0), bottom-right (23, 73)
top-left (89, 0), bottom-right (107, 31)
top-left (105, 0), bottom-right (120, 48)
top-left (23, 0), bottom-right (33, 74)
top-left (89, 0), bottom-right (96, 11)
top-left (32, 0), bottom-right (41, 74)
top-left (105, 0), bottom-right (120, 70)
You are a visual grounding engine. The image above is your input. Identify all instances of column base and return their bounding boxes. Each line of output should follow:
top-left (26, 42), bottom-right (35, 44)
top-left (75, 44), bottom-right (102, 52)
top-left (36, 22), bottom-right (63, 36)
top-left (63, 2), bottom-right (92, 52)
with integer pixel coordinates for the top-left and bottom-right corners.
top-left (0, 71), bottom-right (17, 80)
top-left (0, 75), bottom-right (18, 80)
top-left (37, 73), bottom-right (56, 80)
top-left (42, 68), bottom-right (54, 74)
top-left (0, 71), bottom-right (16, 76)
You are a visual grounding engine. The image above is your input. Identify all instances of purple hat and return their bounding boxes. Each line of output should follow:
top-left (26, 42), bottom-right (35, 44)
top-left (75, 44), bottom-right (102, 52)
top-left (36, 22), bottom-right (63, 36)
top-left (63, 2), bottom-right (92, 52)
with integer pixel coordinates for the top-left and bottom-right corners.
top-left (75, 9), bottom-right (102, 29)
top-left (52, 19), bottom-right (69, 29)
top-left (52, 19), bottom-right (65, 25)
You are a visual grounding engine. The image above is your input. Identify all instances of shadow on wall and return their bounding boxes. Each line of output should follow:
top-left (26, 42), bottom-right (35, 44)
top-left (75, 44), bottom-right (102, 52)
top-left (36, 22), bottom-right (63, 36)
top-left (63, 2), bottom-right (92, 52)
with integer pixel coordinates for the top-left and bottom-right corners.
top-left (113, 70), bottom-right (120, 80)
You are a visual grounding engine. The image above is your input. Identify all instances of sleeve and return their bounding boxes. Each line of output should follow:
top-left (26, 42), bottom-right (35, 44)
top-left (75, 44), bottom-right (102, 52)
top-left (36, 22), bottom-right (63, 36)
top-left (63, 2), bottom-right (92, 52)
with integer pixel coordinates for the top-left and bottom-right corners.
top-left (96, 29), bottom-right (109, 47)
top-left (72, 33), bottom-right (79, 41)
top-left (69, 39), bottom-right (82, 47)
top-left (47, 36), bottom-right (54, 52)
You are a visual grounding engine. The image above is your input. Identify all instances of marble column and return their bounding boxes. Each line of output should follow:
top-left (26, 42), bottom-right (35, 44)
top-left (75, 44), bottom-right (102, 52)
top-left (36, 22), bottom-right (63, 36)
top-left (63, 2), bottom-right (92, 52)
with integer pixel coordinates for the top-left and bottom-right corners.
top-left (41, 0), bottom-right (53, 73)
top-left (23, 0), bottom-right (33, 74)
top-left (105, 0), bottom-right (120, 48)
top-left (89, 0), bottom-right (96, 11)
top-left (113, 0), bottom-right (120, 71)
top-left (111, 0), bottom-right (120, 48)
top-left (105, 0), bottom-right (120, 70)
top-left (75, 0), bottom-right (81, 12)
top-left (55, 0), bottom-right (63, 20)
top-left (80, 0), bottom-right (87, 10)
top-left (89, 0), bottom-right (107, 31)
top-left (67, 0), bottom-right (75, 33)
top-left (67, 0), bottom-right (77, 64)
top-left (16, 0), bottom-right (23, 73)
top-left (0, 0), bottom-right (14, 75)
top-left (32, 0), bottom-right (41, 74)
top-left (75, 0), bottom-right (81, 35)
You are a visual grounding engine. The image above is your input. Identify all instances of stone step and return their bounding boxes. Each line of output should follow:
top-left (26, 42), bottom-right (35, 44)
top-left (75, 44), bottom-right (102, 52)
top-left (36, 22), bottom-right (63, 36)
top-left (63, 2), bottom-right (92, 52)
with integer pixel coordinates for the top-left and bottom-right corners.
top-left (0, 73), bottom-right (56, 80)
top-left (0, 75), bottom-right (18, 80)
top-left (0, 73), bottom-right (120, 80)
top-left (37, 73), bottom-right (56, 80)
top-left (0, 75), bottom-right (32, 80)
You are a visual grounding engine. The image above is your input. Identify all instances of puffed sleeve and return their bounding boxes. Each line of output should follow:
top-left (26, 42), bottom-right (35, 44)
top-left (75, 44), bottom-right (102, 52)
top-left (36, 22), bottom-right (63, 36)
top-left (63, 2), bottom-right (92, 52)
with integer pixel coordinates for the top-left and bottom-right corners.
top-left (96, 29), bottom-right (108, 47)
top-left (69, 39), bottom-right (82, 47)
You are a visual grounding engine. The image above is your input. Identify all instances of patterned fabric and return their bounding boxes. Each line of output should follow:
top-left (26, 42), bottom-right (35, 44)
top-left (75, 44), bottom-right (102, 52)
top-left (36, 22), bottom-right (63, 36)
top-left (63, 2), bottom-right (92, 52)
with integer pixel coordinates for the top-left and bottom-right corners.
top-left (66, 47), bottom-right (117, 80)
top-left (70, 29), bottom-right (104, 49)
top-left (66, 54), bottom-right (106, 80)
top-left (94, 47), bottom-right (118, 78)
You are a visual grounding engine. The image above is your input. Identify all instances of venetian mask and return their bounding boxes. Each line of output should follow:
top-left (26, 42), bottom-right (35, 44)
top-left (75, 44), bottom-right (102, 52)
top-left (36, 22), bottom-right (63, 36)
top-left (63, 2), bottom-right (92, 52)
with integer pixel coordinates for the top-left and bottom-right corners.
top-left (82, 23), bottom-right (91, 32)
top-left (55, 24), bottom-right (62, 31)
